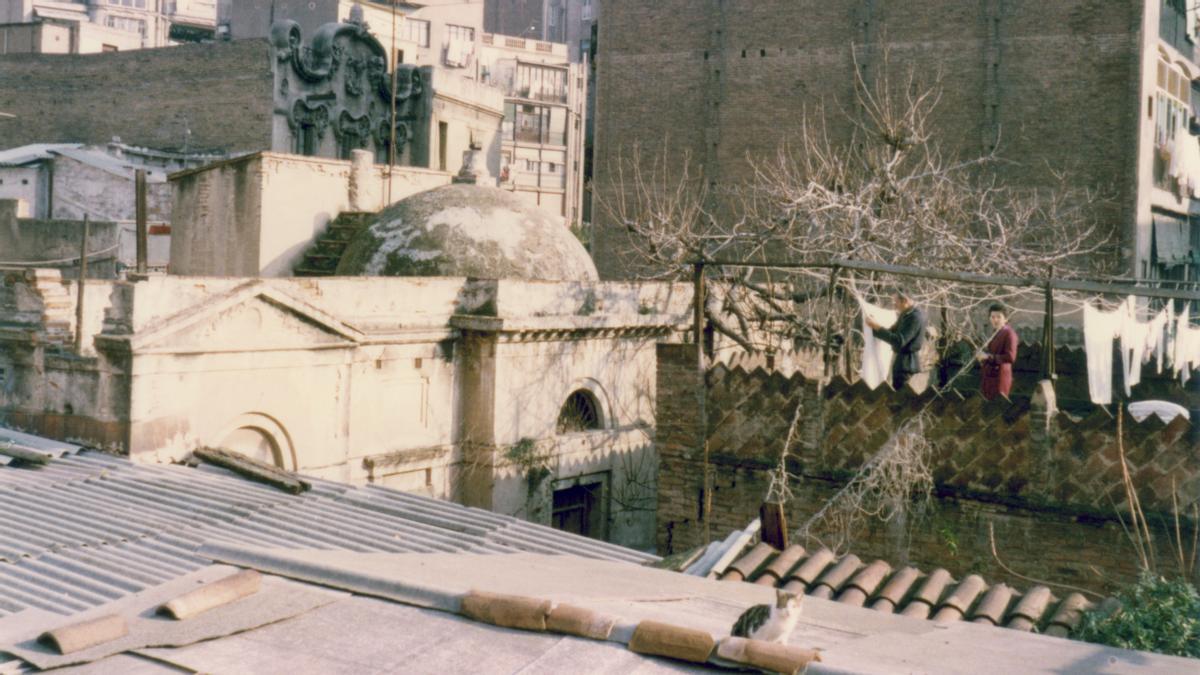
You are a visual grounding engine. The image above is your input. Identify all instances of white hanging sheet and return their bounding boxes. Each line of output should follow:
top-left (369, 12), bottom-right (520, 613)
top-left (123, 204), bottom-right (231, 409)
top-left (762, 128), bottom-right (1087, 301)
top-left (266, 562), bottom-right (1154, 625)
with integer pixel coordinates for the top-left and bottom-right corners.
top-left (1174, 305), bottom-right (1200, 385)
top-left (1083, 301), bottom-right (1124, 405)
top-left (858, 297), bottom-right (897, 390)
top-left (1118, 297), bottom-right (1146, 396)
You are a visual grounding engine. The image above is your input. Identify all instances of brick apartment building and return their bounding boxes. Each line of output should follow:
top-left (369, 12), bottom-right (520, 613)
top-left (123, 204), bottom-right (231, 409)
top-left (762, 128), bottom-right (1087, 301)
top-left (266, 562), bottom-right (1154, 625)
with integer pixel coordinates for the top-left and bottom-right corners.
top-left (592, 0), bottom-right (1200, 282)
top-left (0, 18), bottom-right (504, 174)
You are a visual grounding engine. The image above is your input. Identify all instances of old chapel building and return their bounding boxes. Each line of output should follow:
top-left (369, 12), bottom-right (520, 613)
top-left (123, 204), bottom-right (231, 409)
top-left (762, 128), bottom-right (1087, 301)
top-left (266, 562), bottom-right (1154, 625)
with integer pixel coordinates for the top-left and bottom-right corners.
top-left (0, 168), bottom-right (689, 548)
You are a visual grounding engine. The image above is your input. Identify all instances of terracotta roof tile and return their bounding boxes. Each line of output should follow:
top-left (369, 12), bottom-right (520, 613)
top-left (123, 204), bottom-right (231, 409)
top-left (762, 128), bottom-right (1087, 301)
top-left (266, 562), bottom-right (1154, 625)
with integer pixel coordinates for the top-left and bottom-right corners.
top-left (810, 554), bottom-right (862, 599)
top-left (1007, 586), bottom-right (1053, 631)
top-left (780, 578), bottom-right (807, 594)
top-left (719, 542), bottom-right (1107, 642)
top-left (870, 566), bottom-right (920, 612)
top-left (1045, 593), bottom-right (1093, 637)
top-left (786, 548), bottom-right (836, 590)
top-left (970, 583), bottom-right (1015, 625)
top-left (721, 542), bottom-right (775, 582)
top-left (837, 560), bottom-right (891, 607)
top-left (754, 544), bottom-right (806, 586)
top-left (909, 568), bottom-right (954, 607)
top-left (933, 574), bottom-right (988, 622)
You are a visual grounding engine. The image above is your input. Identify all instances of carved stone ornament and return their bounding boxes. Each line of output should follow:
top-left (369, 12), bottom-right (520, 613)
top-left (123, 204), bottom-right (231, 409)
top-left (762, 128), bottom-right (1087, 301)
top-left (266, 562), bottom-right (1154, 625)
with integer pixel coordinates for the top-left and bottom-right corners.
top-left (290, 99), bottom-right (331, 137)
top-left (345, 55), bottom-right (367, 97)
top-left (270, 19), bottom-right (381, 84)
top-left (336, 110), bottom-right (372, 145)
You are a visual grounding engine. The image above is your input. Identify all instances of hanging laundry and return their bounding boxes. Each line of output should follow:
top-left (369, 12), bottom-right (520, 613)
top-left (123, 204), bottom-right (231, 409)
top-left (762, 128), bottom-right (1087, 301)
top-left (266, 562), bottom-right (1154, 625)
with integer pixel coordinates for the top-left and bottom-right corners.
top-left (1118, 297), bottom-right (1148, 396)
top-left (1174, 305), bottom-right (1200, 385)
top-left (858, 297), bottom-right (897, 390)
top-left (1144, 308), bottom-right (1168, 375)
top-left (1083, 302), bottom-right (1123, 405)
top-left (1165, 303), bottom-right (1177, 373)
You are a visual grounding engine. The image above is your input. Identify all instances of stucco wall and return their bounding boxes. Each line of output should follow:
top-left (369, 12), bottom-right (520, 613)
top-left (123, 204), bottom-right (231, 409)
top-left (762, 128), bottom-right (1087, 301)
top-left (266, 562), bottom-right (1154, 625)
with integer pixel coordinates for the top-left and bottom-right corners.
top-left (170, 152), bottom-right (452, 277)
top-left (50, 155), bottom-right (172, 223)
top-left (169, 154), bottom-right (265, 277)
top-left (0, 166), bottom-right (42, 217)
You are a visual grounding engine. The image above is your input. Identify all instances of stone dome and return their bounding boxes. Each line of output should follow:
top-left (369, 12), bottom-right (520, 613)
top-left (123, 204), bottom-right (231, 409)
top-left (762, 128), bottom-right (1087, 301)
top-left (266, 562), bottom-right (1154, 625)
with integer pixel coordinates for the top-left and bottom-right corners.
top-left (336, 184), bottom-right (599, 281)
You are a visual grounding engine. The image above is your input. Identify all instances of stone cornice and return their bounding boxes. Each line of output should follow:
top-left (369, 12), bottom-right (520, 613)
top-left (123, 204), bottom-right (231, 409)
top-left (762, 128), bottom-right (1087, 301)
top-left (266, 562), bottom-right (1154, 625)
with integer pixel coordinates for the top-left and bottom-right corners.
top-left (449, 313), bottom-right (686, 341)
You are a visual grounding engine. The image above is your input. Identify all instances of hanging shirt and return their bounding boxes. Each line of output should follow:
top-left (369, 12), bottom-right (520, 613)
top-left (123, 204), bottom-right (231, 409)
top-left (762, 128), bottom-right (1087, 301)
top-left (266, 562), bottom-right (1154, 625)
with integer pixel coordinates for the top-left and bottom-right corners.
top-left (1119, 297), bottom-right (1150, 396)
top-left (1083, 302), bottom-right (1123, 405)
top-left (858, 297), bottom-right (897, 390)
top-left (1144, 308), bottom-right (1168, 375)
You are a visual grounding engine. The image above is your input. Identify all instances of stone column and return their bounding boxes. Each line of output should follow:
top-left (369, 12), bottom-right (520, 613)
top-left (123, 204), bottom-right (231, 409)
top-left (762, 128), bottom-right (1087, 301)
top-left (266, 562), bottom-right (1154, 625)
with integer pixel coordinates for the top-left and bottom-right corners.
top-left (347, 149), bottom-right (375, 212)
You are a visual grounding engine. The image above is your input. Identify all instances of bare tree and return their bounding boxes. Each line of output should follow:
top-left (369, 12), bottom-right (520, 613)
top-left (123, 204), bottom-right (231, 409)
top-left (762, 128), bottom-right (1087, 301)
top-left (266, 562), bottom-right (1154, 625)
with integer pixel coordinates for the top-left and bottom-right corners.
top-left (598, 49), bottom-right (1113, 359)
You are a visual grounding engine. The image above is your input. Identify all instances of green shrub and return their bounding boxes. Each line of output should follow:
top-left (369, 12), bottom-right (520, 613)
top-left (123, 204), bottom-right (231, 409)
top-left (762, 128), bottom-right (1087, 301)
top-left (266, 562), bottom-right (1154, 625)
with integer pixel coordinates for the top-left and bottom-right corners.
top-left (1073, 573), bottom-right (1200, 658)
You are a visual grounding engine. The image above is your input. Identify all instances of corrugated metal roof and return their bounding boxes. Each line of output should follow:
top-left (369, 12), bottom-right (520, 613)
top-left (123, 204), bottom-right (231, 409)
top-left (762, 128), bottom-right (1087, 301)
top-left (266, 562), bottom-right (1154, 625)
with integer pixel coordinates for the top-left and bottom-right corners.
top-left (0, 450), bottom-right (658, 617)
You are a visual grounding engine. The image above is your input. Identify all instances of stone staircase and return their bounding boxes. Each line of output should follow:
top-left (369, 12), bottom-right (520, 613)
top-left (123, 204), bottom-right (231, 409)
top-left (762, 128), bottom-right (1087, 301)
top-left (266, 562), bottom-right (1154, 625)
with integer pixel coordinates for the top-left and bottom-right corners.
top-left (293, 211), bottom-right (375, 277)
top-left (31, 269), bottom-right (76, 347)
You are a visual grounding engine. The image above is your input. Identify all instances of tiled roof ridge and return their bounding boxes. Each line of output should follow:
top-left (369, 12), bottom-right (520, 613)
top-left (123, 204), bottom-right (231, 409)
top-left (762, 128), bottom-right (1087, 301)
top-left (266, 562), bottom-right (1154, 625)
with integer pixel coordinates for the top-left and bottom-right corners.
top-left (719, 541), bottom-right (1104, 638)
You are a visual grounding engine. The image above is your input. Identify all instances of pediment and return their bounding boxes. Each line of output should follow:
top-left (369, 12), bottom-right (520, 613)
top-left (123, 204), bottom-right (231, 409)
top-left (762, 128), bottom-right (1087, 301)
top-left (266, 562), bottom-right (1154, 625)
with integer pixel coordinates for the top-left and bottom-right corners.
top-left (131, 283), bottom-right (361, 354)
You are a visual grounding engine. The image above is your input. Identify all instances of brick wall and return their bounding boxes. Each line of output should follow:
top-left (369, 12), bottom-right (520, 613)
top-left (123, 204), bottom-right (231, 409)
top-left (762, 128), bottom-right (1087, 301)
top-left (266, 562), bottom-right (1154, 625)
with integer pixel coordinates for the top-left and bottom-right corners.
top-left (0, 40), bottom-right (275, 153)
top-left (593, 0), bottom-right (1141, 277)
top-left (656, 344), bottom-right (1200, 592)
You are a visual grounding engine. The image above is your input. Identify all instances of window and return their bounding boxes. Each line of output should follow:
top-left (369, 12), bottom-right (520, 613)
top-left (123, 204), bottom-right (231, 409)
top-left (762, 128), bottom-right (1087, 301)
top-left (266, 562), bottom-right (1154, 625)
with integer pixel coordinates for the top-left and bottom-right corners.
top-left (516, 64), bottom-right (567, 103)
top-left (395, 48), bottom-right (404, 64)
top-left (101, 44), bottom-right (119, 52)
top-left (557, 389), bottom-right (603, 433)
top-left (445, 24), bottom-right (475, 43)
top-left (443, 24), bottom-right (475, 68)
top-left (108, 0), bottom-right (147, 6)
top-left (105, 15), bottom-right (146, 35)
top-left (511, 104), bottom-right (566, 146)
top-left (401, 18), bottom-right (429, 47)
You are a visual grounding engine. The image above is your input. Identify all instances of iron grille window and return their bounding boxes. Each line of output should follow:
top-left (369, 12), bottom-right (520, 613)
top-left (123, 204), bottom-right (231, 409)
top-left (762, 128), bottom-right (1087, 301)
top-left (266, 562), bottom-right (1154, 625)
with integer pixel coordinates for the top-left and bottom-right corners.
top-left (556, 390), bottom-right (602, 433)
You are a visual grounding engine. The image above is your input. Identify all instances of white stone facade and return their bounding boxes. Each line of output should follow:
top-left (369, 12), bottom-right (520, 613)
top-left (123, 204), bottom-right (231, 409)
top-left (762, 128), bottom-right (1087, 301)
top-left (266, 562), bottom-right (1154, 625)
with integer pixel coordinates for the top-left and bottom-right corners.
top-left (0, 271), bottom-right (690, 548)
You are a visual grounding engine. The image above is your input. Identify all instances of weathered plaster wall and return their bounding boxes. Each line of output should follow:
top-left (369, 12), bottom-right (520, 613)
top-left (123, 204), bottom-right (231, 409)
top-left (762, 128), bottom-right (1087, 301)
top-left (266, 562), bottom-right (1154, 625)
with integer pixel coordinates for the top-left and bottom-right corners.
top-left (169, 152), bottom-right (452, 277)
top-left (0, 214), bottom-right (122, 278)
top-left (50, 155), bottom-right (173, 223)
top-left (428, 68), bottom-right (506, 177)
top-left (0, 166), bottom-right (42, 217)
top-left (169, 154), bottom-right (265, 277)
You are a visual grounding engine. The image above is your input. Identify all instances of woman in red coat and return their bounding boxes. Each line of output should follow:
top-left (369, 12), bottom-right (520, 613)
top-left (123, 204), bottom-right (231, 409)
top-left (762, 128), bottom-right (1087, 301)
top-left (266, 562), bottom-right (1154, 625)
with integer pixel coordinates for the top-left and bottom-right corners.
top-left (978, 303), bottom-right (1018, 400)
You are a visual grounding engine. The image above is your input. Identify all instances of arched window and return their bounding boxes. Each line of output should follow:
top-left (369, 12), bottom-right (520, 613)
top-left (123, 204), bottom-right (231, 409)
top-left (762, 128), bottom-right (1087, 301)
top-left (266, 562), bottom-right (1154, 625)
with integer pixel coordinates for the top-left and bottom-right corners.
top-left (557, 389), bottom-right (603, 433)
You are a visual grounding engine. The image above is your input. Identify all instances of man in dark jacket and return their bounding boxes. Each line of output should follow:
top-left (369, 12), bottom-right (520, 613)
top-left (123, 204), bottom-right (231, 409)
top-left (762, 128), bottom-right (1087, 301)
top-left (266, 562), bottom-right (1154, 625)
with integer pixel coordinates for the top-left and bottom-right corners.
top-left (866, 291), bottom-right (927, 391)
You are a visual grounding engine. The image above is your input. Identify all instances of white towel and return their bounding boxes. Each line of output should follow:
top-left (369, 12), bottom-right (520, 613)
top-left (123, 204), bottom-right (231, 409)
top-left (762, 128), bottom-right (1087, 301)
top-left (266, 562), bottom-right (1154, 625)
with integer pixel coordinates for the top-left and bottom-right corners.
top-left (858, 297), bottom-right (898, 390)
top-left (1083, 302), bottom-right (1123, 404)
